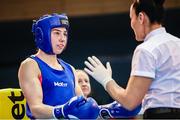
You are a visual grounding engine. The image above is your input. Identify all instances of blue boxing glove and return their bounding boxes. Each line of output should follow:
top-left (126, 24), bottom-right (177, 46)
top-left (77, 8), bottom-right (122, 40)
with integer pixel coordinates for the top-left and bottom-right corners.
top-left (53, 96), bottom-right (100, 119)
top-left (69, 97), bottom-right (100, 119)
top-left (53, 96), bottom-right (86, 119)
top-left (99, 101), bottom-right (141, 119)
top-left (82, 97), bottom-right (100, 119)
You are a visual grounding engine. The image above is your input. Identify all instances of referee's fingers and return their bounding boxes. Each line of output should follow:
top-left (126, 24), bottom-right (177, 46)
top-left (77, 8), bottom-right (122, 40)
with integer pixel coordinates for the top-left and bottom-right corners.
top-left (87, 57), bottom-right (98, 67)
top-left (92, 56), bottom-right (102, 65)
top-left (84, 61), bottom-right (95, 71)
top-left (84, 67), bottom-right (93, 76)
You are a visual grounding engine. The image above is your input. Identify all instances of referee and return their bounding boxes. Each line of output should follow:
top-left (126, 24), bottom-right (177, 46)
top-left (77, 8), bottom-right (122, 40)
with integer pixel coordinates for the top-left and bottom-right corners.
top-left (84, 0), bottom-right (180, 119)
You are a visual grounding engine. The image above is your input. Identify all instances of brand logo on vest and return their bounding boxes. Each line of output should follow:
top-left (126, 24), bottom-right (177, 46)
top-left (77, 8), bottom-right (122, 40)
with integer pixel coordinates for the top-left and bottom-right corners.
top-left (54, 82), bottom-right (68, 87)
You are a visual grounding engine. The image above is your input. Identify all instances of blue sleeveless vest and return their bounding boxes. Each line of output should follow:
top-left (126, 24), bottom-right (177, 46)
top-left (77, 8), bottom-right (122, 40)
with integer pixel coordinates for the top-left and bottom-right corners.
top-left (26, 55), bottom-right (76, 118)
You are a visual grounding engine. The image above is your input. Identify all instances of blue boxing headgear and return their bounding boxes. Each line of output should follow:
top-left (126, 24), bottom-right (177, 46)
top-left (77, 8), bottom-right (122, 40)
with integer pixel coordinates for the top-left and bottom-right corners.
top-left (32, 13), bottom-right (69, 54)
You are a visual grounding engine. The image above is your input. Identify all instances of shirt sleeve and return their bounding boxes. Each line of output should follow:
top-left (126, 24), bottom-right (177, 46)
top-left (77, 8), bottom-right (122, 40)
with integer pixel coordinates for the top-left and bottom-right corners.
top-left (130, 47), bottom-right (156, 79)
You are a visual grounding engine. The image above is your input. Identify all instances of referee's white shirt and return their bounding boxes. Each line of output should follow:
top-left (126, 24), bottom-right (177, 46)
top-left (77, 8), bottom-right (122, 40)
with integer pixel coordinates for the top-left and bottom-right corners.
top-left (131, 27), bottom-right (180, 112)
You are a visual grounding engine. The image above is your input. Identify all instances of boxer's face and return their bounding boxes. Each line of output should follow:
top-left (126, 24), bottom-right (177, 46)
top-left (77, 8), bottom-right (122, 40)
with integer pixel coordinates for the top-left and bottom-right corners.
top-left (77, 71), bottom-right (91, 98)
top-left (51, 27), bottom-right (67, 54)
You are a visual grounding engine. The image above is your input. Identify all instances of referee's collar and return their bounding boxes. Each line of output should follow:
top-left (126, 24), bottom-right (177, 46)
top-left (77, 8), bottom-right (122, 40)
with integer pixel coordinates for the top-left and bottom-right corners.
top-left (144, 27), bottom-right (166, 42)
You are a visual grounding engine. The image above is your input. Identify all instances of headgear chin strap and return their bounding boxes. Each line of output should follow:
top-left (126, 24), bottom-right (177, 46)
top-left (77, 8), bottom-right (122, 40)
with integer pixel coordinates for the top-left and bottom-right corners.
top-left (32, 13), bottom-right (69, 54)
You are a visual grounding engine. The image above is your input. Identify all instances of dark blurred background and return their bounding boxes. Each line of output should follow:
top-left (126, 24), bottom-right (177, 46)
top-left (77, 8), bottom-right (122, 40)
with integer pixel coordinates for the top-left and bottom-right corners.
top-left (0, 0), bottom-right (180, 104)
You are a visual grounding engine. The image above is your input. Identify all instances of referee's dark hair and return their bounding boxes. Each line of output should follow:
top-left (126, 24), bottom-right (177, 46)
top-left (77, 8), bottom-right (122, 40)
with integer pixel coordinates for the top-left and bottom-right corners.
top-left (132, 0), bottom-right (165, 24)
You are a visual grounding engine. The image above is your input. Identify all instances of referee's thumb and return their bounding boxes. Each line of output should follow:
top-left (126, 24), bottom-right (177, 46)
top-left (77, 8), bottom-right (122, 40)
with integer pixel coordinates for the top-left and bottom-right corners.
top-left (106, 62), bottom-right (112, 73)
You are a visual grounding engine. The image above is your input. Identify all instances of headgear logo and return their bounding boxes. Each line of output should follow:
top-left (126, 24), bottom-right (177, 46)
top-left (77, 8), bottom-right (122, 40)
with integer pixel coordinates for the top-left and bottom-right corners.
top-left (61, 19), bottom-right (69, 26)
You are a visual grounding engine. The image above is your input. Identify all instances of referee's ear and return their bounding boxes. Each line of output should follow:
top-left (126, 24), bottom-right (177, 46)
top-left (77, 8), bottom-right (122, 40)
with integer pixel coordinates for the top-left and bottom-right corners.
top-left (138, 12), bottom-right (145, 25)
